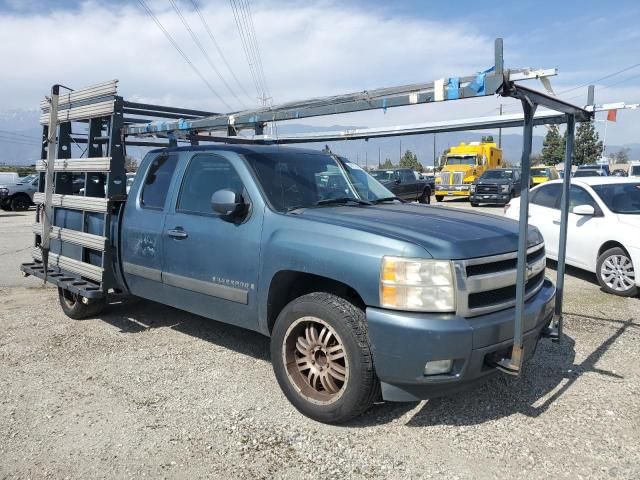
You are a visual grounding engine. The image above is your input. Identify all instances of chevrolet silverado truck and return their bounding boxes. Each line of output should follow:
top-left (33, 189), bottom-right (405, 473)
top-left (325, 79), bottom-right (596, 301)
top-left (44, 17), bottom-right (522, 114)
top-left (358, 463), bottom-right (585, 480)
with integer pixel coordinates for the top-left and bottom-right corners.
top-left (23, 145), bottom-right (555, 424)
top-left (0, 174), bottom-right (39, 211)
top-left (369, 168), bottom-right (433, 203)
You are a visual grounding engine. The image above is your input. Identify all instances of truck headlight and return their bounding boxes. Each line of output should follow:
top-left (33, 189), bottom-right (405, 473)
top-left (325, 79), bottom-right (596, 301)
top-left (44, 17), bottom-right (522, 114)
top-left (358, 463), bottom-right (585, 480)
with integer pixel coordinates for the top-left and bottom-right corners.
top-left (380, 257), bottom-right (456, 312)
top-left (470, 184), bottom-right (476, 193)
top-left (500, 185), bottom-right (510, 193)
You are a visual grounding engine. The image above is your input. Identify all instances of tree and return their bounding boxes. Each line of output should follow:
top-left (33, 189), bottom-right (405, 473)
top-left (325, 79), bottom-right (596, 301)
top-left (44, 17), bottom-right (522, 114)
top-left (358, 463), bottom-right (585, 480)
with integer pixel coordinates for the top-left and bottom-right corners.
top-left (541, 125), bottom-right (565, 165)
top-left (125, 155), bottom-right (138, 172)
top-left (609, 148), bottom-right (630, 164)
top-left (398, 150), bottom-right (423, 171)
top-left (573, 122), bottom-right (603, 165)
top-left (380, 158), bottom-right (394, 169)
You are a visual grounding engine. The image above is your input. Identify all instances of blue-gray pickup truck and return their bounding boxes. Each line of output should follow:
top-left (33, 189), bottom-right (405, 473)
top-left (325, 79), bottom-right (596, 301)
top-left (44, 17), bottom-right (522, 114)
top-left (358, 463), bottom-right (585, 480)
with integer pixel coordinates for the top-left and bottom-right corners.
top-left (23, 145), bottom-right (555, 423)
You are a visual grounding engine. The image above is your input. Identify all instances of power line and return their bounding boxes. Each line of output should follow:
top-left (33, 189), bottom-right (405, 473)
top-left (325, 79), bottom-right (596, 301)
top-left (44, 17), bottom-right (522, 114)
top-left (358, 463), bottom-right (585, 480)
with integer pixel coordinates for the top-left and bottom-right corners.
top-left (136, 0), bottom-right (233, 111)
top-left (229, 0), bottom-right (262, 101)
top-left (240, 0), bottom-right (270, 99)
top-left (169, 0), bottom-right (246, 109)
top-left (0, 134), bottom-right (42, 147)
top-left (190, 0), bottom-right (255, 105)
top-left (0, 129), bottom-right (41, 141)
top-left (556, 63), bottom-right (640, 96)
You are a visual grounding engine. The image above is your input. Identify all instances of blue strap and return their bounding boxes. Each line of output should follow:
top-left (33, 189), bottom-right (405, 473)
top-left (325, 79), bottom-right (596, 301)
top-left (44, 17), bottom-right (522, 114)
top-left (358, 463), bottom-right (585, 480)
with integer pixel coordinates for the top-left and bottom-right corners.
top-left (468, 66), bottom-right (495, 96)
top-left (447, 77), bottom-right (460, 100)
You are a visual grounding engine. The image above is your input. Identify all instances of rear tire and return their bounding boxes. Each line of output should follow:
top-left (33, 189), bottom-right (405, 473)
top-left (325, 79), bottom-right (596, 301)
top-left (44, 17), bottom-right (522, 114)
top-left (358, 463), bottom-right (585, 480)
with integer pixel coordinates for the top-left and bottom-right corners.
top-left (435, 195), bottom-right (444, 202)
top-left (418, 187), bottom-right (431, 204)
top-left (58, 288), bottom-right (106, 319)
top-left (271, 292), bottom-right (379, 424)
top-left (596, 247), bottom-right (638, 297)
top-left (10, 195), bottom-right (30, 212)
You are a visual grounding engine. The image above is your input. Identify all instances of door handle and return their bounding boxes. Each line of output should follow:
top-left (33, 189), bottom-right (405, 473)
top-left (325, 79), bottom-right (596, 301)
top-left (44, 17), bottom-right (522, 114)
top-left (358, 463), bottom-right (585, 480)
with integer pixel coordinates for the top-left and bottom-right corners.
top-left (167, 228), bottom-right (188, 239)
top-left (552, 219), bottom-right (560, 225)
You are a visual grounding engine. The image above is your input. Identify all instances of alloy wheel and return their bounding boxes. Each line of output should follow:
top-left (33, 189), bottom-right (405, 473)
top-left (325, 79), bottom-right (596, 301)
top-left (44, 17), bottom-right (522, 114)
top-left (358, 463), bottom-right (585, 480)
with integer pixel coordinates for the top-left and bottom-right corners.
top-left (601, 254), bottom-right (635, 292)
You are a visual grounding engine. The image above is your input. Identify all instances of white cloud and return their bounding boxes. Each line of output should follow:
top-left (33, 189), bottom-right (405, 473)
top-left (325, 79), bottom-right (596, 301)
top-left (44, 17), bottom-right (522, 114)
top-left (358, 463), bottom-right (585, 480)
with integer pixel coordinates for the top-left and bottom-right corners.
top-left (0, 0), bottom-right (637, 146)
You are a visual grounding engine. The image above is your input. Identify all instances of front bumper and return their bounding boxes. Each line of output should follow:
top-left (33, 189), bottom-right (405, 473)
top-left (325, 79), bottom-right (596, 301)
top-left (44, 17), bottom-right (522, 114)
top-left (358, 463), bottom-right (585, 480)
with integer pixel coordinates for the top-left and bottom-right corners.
top-left (435, 185), bottom-right (470, 197)
top-left (470, 192), bottom-right (511, 204)
top-left (366, 278), bottom-right (555, 401)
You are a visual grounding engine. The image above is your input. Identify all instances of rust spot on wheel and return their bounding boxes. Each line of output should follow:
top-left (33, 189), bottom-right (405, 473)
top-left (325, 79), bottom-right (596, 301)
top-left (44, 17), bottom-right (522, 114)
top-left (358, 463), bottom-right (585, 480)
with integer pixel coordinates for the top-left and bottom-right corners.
top-left (283, 316), bottom-right (349, 405)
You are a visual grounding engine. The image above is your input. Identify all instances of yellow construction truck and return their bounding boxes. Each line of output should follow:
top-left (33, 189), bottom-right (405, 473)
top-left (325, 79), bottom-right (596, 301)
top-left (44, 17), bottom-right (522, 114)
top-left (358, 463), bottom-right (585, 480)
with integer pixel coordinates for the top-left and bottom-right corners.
top-left (435, 139), bottom-right (503, 202)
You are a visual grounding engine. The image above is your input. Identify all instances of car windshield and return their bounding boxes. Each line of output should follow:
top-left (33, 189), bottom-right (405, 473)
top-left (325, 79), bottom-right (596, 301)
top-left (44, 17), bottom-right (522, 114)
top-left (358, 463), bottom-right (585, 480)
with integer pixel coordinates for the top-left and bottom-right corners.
top-left (446, 155), bottom-right (476, 166)
top-left (592, 183), bottom-right (640, 214)
top-left (243, 151), bottom-right (393, 212)
top-left (19, 174), bottom-right (36, 183)
top-left (127, 176), bottom-right (136, 186)
top-left (573, 170), bottom-right (601, 177)
top-left (481, 169), bottom-right (514, 179)
top-left (531, 168), bottom-right (549, 177)
top-left (370, 170), bottom-right (395, 181)
top-left (631, 165), bottom-right (640, 176)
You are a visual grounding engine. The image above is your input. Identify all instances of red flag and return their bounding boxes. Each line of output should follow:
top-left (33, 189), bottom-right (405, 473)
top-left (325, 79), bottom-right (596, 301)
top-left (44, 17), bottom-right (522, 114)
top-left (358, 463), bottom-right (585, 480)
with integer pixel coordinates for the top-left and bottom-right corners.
top-left (607, 109), bottom-right (617, 122)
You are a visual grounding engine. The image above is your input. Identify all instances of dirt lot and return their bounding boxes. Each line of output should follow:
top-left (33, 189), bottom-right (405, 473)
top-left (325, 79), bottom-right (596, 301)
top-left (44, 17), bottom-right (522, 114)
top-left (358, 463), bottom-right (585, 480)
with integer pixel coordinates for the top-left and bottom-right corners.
top-left (1, 207), bottom-right (639, 479)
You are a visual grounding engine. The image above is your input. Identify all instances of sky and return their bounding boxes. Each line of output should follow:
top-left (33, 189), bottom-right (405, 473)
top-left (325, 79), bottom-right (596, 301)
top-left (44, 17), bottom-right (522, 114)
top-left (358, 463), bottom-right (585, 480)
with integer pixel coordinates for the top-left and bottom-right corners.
top-left (1, 0), bottom-right (639, 147)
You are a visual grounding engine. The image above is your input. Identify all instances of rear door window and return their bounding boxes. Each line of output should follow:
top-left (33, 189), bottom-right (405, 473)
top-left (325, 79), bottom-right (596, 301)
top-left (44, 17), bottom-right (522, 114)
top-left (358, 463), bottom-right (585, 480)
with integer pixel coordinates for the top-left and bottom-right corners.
top-left (141, 153), bottom-right (179, 209)
top-left (531, 184), bottom-right (561, 209)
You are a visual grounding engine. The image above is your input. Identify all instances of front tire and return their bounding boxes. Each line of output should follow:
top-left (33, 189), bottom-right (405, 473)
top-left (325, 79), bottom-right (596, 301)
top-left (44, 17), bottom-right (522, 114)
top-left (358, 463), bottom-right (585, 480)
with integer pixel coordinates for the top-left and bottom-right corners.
top-left (271, 292), bottom-right (379, 424)
top-left (596, 247), bottom-right (637, 297)
top-left (435, 195), bottom-right (444, 202)
top-left (58, 288), bottom-right (106, 319)
top-left (11, 195), bottom-right (30, 212)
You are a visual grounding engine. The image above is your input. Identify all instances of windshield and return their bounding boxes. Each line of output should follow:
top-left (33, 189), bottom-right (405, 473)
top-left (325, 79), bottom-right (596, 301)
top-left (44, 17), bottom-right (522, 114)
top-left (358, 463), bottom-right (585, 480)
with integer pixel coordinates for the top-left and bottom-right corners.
top-left (481, 169), bottom-right (514, 179)
top-left (19, 174), bottom-right (36, 183)
top-left (370, 170), bottom-right (395, 181)
top-left (531, 168), bottom-right (549, 177)
top-left (445, 155), bottom-right (476, 166)
top-left (631, 165), bottom-right (640, 176)
top-left (243, 151), bottom-right (393, 212)
top-left (126, 176), bottom-right (136, 186)
top-left (592, 183), bottom-right (640, 214)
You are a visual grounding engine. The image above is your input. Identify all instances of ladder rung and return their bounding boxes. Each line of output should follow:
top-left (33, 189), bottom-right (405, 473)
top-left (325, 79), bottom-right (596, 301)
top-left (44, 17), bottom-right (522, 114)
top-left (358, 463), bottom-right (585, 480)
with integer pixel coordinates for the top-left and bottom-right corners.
top-left (33, 193), bottom-right (108, 213)
top-left (40, 80), bottom-right (118, 111)
top-left (36, 158), bottom-right (112, 172)
top-left (32, 224), bottom-right (106, 251)
top-left (31, 248), bottom-right (103, 282)
top-left (40, 100), bottom-right (115, 125)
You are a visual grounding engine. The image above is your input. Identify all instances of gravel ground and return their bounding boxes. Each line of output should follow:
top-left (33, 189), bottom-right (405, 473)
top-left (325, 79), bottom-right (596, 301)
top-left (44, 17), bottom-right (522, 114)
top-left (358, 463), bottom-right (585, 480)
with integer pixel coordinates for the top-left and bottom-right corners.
top-left (1, 208), bottom-right (639, 479)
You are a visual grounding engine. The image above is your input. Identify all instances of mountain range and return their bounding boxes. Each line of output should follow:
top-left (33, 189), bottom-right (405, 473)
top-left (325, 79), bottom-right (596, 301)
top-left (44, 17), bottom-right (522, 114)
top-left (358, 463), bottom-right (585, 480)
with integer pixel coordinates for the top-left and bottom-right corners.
top-left (1, 109), bottom-right (637, 167)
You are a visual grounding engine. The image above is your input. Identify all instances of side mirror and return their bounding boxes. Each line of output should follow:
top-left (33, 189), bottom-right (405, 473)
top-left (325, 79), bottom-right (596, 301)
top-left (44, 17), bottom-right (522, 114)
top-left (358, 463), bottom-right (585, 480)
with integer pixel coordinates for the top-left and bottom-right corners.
top-left (211, 189), bottom-right (247, 219)
top-left (572, 204), bottom-right (595, 216)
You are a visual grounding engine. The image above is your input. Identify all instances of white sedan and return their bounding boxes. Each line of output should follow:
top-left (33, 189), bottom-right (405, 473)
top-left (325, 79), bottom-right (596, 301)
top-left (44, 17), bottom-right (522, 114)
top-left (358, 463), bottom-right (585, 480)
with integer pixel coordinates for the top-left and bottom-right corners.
top-left (504, 177), bottom-right (639, 297)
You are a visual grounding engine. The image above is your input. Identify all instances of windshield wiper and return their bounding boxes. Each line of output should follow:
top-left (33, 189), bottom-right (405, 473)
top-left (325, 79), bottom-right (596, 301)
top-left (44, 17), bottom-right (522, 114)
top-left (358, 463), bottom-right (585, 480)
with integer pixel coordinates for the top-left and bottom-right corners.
top-left (371, 196), bottom-right (405, 204)
top-left (313, 197), bottom-right (372, 207)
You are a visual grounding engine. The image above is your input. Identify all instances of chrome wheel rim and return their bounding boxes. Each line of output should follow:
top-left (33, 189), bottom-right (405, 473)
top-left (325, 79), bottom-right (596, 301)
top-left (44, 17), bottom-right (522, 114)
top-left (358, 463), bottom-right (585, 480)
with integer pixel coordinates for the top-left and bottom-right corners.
top-left (283, 316), bottom-right (349, 405)
top-left (601, 254), bottom-right (635, 292)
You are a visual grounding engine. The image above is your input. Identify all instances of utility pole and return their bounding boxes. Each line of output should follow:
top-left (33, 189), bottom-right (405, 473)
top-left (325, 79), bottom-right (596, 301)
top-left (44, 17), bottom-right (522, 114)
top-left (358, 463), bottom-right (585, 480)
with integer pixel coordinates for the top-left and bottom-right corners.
top-left (378, 146), bottom-right (381, 168)
top-left (365, 151), bottom-right (368, 170)
top-left (498, 104), bottom-right (503, 148)
top-left (433, 134), bottom-right (437, 168)
top-left (399, 139), bottom-right (402, 163)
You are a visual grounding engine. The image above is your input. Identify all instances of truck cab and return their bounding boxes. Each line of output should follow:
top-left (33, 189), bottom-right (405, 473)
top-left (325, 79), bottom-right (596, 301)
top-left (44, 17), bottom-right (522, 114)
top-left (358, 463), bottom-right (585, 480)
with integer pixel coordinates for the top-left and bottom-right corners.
top-left (435, 140), bottom-right (502, 202)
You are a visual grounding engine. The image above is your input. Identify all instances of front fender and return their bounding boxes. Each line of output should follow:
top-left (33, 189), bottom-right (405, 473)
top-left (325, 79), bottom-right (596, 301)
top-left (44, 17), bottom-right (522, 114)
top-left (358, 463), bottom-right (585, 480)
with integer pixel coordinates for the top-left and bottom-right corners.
top-left (257, 210), bottom-right (429, 333)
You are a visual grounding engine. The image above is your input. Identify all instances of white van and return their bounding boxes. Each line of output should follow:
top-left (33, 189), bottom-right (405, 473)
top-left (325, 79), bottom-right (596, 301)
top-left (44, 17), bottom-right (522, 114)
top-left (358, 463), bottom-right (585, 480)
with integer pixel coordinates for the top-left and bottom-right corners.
top-left (628, 161), bottom-right (640, 178)
top-left (0, 172), bottom-right (20, 185)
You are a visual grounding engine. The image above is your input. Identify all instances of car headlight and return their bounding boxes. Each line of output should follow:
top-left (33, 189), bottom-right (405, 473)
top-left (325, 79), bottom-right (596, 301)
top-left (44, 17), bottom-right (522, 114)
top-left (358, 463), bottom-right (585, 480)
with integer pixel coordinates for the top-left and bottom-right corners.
top-left (0, 188), bottom-right (9, 195)
top-left (380, 257), bottom-right (456, 312)
top-left (500, 185), bottom-right (510, 193)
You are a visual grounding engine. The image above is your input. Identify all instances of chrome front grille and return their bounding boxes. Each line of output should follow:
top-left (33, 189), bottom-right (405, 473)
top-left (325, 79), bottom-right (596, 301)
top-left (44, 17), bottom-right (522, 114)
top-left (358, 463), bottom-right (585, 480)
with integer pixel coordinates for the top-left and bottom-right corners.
top-left (453, 243), bottom-right (546, 317)
top-left (452, 172), bottom-right (464, 185)
top-left (438, 172), bottom-right (451, 185)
